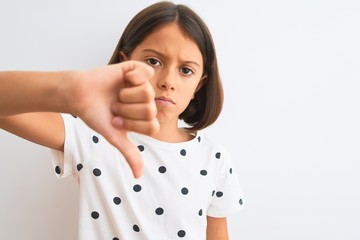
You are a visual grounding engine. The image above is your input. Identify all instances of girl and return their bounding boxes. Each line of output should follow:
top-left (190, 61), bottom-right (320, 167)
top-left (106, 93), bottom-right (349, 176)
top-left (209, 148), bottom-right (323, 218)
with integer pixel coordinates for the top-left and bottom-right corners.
top-left (0, 1), bottom-right (244, 239)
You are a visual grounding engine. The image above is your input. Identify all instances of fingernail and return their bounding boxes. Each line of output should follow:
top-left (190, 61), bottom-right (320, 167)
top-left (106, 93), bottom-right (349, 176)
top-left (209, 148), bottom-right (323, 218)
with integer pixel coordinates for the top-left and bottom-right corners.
top-left (112, 117), bottom-right (124, 128)
top-left (111, 104), bottom-right (119, 115)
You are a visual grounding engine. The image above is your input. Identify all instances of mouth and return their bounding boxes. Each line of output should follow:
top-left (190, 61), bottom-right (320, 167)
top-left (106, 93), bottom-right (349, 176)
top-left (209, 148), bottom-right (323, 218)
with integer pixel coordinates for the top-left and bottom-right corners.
top-left (155, 96), bottom-right (175, 105)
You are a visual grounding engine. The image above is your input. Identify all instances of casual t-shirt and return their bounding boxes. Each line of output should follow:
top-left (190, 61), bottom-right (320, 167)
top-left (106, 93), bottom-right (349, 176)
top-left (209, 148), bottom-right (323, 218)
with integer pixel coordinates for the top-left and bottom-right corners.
top-left (51, 114), bottom-right (244, 240)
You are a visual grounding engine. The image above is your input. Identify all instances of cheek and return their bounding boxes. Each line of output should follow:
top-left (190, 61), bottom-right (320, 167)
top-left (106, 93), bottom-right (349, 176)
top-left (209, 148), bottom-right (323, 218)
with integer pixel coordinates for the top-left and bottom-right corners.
top-left (189, 82), bottom-right (202, 95)
top-left (181, 87), bottom-right (199, 105)
top-left (149, 78), bottom-right (157, 89)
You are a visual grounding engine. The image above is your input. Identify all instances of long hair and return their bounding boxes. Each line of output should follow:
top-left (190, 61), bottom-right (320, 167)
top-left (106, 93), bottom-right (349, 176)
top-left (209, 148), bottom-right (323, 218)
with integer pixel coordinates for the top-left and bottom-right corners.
top-left (109, 1), bottom-right (223, 131)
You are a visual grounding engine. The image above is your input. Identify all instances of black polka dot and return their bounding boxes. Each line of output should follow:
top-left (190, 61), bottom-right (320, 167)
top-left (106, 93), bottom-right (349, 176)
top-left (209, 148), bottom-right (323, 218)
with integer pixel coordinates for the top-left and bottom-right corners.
top-left (177, 230), bottom-right (186, 237)
top-left (155, 207), bottom-right (164, 215)
top-left (200, 170), bottom-right (207, 176)
top-left (93, 168), bottom-right (101, 177)
top-left (211, 190), bottom-right (215, 196)
top-left (180, 149), bottom-right (186, 156)
top-left (229, 168), bottom-right (233, 174)
top-left (216, 191), bottom-right (224, 198)
top-left (133, 224), bottom-right (140, 232)
top-left (137, 145), bottom-right (145, 152)
top-left (158, 166), bottom-right (167, 174)
top-left (77, 163), bottom-right (83, 171)
top-left (92, 136), bottom-right (99, 143)
top-left (197, 136), bottom-right (201, 142)
top-left (239, 199), bottom-right (243, 205)
top-left (113, 197), bottom-right (121, 205)
top-left (198, 209), bottom-right (203, 216)
top-left (113, 238), bottom-right (119, 240)
top-left (215, 152), bottom-right (221, 159)
top-left (181, 187), bottom-right (189, 195)
top-left (133, 184), bottom-right (142, 192)
top-left (91, 211), bottom-right (99, 219)
top-left (55, 166), bottom-right (61, 174)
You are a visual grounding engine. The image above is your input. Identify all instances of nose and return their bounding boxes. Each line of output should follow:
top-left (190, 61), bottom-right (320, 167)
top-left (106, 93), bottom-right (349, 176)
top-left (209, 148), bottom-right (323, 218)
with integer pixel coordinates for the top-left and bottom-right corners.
top-left (157, 69), bottom-right (175, 91)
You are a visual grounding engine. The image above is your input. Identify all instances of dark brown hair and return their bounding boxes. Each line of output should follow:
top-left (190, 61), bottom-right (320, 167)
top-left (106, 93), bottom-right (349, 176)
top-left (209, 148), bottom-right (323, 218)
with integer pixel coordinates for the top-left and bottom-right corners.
top-left (109, 1), bottom-right (223, 131)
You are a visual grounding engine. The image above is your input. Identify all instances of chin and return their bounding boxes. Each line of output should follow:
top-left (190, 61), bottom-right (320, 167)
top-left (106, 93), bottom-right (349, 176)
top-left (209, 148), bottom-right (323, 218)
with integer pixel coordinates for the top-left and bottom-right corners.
top-left (156, 113), bottom-right (178, 127)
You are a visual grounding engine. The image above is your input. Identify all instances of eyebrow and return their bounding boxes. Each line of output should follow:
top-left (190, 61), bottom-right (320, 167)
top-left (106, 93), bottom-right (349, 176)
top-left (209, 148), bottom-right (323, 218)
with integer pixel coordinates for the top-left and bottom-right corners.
top-left (141, 49), bottom-right (201, 68)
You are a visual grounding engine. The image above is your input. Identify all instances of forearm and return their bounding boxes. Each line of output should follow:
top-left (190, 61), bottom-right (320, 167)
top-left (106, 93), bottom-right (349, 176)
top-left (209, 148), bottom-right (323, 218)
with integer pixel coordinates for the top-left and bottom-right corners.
top-left (206, 216), bottom-right (229, 240)
top-left (0, 62), bottom-right (159, 178)
top-left (0, 71), bottom-right (77, 116)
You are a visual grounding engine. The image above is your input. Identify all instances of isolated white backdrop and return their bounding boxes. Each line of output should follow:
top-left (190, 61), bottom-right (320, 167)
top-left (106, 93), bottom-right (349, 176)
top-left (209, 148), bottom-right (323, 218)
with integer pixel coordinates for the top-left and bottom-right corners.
top-left (0, 0), bottom-right (359, 239)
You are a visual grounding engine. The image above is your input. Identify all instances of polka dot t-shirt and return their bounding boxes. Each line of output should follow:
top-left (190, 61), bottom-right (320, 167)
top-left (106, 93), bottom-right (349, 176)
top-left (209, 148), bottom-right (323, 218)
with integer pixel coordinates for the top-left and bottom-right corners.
top-left (51, 114), bottom-right (244, 240)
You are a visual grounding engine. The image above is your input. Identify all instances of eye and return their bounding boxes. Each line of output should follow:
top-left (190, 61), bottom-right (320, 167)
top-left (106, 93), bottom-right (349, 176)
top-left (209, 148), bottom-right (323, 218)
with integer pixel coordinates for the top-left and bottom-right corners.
top-left (180, 67), bottom-right (194, 76)
top-left (146, 58), bottom-right (161, 67)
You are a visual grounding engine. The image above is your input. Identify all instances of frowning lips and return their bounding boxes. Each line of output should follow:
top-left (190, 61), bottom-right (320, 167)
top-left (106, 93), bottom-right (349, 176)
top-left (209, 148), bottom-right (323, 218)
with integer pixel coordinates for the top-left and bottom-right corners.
top-left (155, 96), bottom-right (175, 104)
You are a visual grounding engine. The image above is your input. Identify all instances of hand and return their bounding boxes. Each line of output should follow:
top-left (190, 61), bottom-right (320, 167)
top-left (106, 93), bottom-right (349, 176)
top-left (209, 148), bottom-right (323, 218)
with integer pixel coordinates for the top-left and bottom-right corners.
top-left (73, 61), bottom-right (159, 178)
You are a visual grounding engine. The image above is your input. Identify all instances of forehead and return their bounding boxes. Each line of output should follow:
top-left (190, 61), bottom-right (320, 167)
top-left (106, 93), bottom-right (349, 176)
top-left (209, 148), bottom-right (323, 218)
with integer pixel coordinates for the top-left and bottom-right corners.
top-left (133, 23), bottom-right (203, 65)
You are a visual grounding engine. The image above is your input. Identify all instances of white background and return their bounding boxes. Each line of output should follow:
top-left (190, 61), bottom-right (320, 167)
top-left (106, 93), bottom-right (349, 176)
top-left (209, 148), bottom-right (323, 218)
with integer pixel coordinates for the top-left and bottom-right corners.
top-left (1, 0), bottom-right (359, 239)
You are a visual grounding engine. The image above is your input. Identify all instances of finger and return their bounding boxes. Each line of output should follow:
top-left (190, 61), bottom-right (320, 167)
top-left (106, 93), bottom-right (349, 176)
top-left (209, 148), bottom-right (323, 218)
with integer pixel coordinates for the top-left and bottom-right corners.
top-left (119, 82), bottom-right (155, 103)
top-left (111, 102), bottom-right (157, 121)
top-left (120, 61), bottom-right (154, 86)
top-left (112, 116), bottom-right (160, 136)
top-left (104, 129), bottom-right (144, 179)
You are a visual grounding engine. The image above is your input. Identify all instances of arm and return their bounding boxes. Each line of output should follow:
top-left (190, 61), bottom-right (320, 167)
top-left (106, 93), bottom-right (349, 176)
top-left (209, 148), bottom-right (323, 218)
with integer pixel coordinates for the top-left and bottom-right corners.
top-left (0, 61), bottom-right (159, 178)
top-left (0, 71), bottom-right (75, 116)
top-left (0, 113), bottom-right (65, 151)
top-left (206, 216), bottom-right (229, 240)
top-left (0, 70), bottom-right (75, 151)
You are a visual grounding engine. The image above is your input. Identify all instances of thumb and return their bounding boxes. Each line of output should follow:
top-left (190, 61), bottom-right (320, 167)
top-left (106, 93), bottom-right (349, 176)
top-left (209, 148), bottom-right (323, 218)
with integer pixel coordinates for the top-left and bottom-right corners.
top-left (118, 60), bottom-right (154, 86)
top-left (103, 125), bottom-right (144, 179)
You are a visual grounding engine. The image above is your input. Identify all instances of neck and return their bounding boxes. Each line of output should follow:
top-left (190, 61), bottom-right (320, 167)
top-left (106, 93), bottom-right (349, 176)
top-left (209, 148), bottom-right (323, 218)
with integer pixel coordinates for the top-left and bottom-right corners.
top-left (150, 121), bottom-right (194, 143)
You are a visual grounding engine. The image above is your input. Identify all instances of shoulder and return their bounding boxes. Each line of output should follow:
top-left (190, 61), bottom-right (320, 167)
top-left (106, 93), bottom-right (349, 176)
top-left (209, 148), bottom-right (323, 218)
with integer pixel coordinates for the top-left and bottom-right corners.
top-left (197, 131), bottom-right (230, 156)
top-left (61, 113), bottom-right (96, 137)
top-left (61, 113), bottom-right (110, 149)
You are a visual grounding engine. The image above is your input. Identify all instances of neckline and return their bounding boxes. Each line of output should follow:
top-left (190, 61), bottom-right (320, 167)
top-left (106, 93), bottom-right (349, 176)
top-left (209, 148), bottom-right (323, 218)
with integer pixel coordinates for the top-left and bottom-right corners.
top-left (129, 131), bottom-right (202, 149)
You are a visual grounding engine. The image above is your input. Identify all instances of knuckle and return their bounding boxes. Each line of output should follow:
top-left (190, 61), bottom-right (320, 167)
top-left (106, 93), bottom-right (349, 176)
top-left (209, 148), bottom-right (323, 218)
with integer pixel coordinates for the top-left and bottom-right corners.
top-left (143, 103), bottom-right (157, 120)
top-left (142, 84), bottom-right (155, 101)
top-left (122, 119), bottom-right (134, 131)
top-left (142, 64), bottom-right (154, 78)
top-left (149, 119), bottom-right (160, 134)
top-left (140, 92), bottom-right (153, 103)
top-left (143, 119), bottom-right (160, 135)
top-left (118, 90), bottom-right (126, 102)
top-left (111, 103), bottom-right (120, 115)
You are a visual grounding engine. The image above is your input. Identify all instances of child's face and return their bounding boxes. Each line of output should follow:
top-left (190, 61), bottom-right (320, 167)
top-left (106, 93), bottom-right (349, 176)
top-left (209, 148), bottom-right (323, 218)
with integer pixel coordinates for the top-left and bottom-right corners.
top-left (129, 23), bottom-right (204, 126)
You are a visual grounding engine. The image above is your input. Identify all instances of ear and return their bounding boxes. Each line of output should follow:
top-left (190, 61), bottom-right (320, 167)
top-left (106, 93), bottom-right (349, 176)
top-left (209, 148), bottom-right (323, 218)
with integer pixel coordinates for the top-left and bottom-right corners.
top-left (192, 75), bottom-right (207, 99)
top-left (119, 51), bottom-right (129, 62)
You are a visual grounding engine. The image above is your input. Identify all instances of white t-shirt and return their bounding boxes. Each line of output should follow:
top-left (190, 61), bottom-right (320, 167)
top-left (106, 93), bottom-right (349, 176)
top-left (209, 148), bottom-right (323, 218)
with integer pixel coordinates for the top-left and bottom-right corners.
top-left (52, 114), bottom-right (244, 240)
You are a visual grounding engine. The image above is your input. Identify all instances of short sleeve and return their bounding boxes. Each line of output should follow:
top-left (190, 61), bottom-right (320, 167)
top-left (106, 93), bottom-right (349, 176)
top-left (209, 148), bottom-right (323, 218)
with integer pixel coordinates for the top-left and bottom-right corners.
top-left (207, 150), bottom-right (245, 217)
top-left (50, 114), bottom-right (77, 179)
